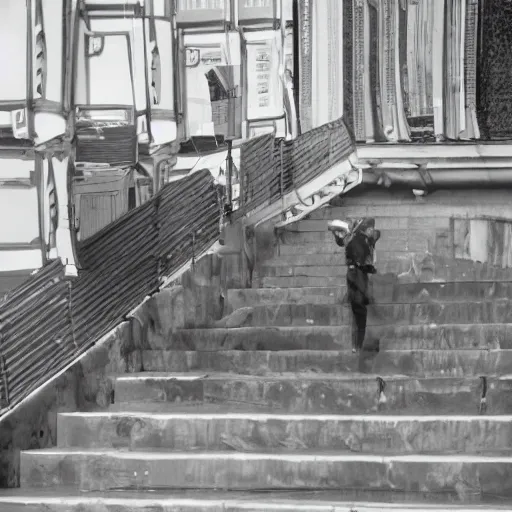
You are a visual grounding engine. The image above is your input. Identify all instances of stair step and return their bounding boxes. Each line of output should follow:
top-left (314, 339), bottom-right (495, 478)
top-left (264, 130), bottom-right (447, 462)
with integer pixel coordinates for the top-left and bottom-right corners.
top-left (57, 411), bottom-right (512, 454)
top-left (255, 258), bottom-right (512, 282)
top-left (224, 301), bottom-right (512, 326)
top-left (255, 276), bottom-right (347, 288)
top-left (141, 349), bottom-right (512, 377)
top-left (113, 372), bottom-right (512, 415)
top-left (2, 489), bottom-right (512, 510)
top-left (19, 449), bottom-right (512, 497)
top-left (227, 283), bottom-right (512, 310)
top-left (255, 265), bottom-right (345, 279)
top-left (256, 273), bottom-right (512, 288)
top-left (173, 324), bottom-right (512, 352)
top-left (278, 242), bottom-right (346, 255)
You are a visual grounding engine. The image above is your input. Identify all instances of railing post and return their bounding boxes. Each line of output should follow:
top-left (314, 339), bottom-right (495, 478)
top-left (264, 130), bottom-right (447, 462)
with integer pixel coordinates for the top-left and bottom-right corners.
top-left (226, 137), bottom-right (234, 211)
top-left (0, 340), bottom-right (9, 408)
top-left (239, 142), bottom-right (245, 212)
top-left (280, 139), bottom-right (284, 197)
top-left (153, 192), bottom-right (162, 285)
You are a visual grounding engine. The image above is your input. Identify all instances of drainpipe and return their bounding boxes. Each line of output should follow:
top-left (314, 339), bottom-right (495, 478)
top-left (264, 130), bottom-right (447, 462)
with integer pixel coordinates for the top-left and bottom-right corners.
top-left (363, 165), bottom-right (512, 191)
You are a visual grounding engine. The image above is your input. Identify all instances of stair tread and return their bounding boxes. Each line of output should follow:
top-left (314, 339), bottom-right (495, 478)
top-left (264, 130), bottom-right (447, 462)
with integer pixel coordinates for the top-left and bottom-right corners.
top-left (231, 299), bottom-right (512, 305)
top-left (0, 489), bottom-right (511, 510)
top-left (180, 323), bottom-right (512, 331)
top-left (145, 348), bottom-right (512, 353)
top-left (106, 402), bottom-right (501, 415)
top-left (116, 371), bottom-right (475, 382)
top-left (59, 410), bottom-right (512, 421)
top-left (21, 448), bottom-right (512, 462)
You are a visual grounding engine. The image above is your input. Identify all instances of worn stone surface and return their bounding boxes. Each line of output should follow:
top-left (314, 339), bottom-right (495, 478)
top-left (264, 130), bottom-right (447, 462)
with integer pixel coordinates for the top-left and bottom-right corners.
top-left (129, 257), bottom-right (225, 353)
top-left (10, 188), bottom-right (512, 510)
top-left (213, 308), bottom-right (254, 328)
top-left (112, 373), bottom-right (493, 415)
top-left (226, 300), bottom-right (512, 327)
top-left (1, 489), bottom-right (510, 511)
top-left (256, 252), bottom-right (512, 283)
top-left (171, 324), bottom-right (512, 352)
top-left (140, 349), bottom-right (512, 378)
top-left (228, 281), bottom-right (512, 311)
top-left (56, 412), bottom-right (512, 454)
top-left (227, 286), bottom-right (345, 311)
top-left (0, 248), bottom-right (234, 489)
top-left (0, 322), bottom-right (136, 488)
top-left (19, 449), bottom-right (512, 496)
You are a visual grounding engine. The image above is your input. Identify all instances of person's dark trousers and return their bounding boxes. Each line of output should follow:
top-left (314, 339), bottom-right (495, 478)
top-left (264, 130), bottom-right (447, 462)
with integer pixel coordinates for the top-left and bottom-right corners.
top-left (347, 267), bottom-right (369, 351)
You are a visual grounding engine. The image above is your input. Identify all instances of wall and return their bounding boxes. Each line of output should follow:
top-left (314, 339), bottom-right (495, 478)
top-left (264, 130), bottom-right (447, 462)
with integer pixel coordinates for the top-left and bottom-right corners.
top-left (336, 187), bottom-right (512, 279)
top-left (250, 187), bottom-right (512, 282)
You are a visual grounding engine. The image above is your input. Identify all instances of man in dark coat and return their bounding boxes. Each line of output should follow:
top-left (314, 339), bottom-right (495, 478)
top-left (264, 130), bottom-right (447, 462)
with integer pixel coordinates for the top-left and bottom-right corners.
top-left (332, 218), bottom-right (381, 353)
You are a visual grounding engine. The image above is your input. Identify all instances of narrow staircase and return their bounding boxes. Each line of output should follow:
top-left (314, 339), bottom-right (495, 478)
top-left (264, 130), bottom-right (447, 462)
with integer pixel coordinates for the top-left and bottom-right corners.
top-left (3, 200), bottom-right (512, 511)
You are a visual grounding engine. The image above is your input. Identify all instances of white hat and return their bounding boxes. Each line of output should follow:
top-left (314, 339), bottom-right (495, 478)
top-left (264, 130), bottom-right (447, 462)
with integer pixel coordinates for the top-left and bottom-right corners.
top-left (327, 219), bottom-right (350, 233)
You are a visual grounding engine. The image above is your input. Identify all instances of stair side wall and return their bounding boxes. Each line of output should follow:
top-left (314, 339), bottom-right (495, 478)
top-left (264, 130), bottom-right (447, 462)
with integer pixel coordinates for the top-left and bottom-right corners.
top-left (0, 245), bottom-right (247, 488)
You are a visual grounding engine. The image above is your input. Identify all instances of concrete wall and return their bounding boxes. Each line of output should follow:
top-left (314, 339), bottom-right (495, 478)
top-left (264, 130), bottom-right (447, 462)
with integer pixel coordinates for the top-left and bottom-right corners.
top-left (337, 188), bottom-right (512, 279)
top-left (252, 187), bottom-right (512, 283)
top-left (333, 187), bottom-right (512, 253)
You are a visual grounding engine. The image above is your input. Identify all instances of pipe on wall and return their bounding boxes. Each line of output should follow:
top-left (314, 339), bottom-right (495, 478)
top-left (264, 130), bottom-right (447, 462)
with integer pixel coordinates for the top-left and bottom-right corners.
top-left (363, 167), bottom-right (512, 190)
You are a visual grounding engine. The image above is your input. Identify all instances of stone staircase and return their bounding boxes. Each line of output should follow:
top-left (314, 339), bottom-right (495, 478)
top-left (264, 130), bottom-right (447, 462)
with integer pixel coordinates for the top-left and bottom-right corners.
top-left (3, 200), bottom-right (512, 510)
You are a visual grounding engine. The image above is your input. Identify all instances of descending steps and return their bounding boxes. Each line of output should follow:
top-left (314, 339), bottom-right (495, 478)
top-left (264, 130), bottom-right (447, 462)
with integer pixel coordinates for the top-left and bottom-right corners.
top-left (141, 348), bottom-right (512, 377)
top-left (2, 492), bottom-right (512, 512)
top-left (227, 282), bottom-right (512, 309)
top-left (4, 204), bottom-right (512, 510)
top-left (56, 412), bottom-right (512, 454)
top-left (18, 449), bottom-right (512, 494)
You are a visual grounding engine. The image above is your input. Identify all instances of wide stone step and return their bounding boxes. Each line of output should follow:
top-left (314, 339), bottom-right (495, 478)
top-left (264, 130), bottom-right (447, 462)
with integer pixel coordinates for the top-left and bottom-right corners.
top-left (173, 324), bottom-right (512, 352)
top-left (227, 283), bottom-right (512, 310)
top-left (255, 276), bottom-right (347, 288)
top-left (256, 255), bottom-right (512, 282)
top-left (113, 372), bottom-right (512, 415)
top-left (255, 265), bottom-right (345, 279)
top-left (2, 490), bottom-right (512, 511)
top-left (57, 411), bottom-right (512, 454)
top-left (141, 349), bottom-right (512, 377)
top-left (20, 449), bottom-right (512, 497)
top-left (225, 301), bottom-right (512, 327)
top-left (256, 273), bottom-right (512, 288)
top-left (278, 242), bottom-right (346, 255)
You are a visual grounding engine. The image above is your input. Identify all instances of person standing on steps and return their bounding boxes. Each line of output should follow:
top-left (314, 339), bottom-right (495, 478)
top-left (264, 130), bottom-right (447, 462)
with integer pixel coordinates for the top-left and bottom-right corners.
top-left (329, 218), bottom-right (381, 353)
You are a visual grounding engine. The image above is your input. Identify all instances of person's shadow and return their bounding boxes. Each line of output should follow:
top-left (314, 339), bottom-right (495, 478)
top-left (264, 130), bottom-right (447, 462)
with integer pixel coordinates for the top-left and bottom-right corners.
top-left (358, 334), bottom-right (380, 373)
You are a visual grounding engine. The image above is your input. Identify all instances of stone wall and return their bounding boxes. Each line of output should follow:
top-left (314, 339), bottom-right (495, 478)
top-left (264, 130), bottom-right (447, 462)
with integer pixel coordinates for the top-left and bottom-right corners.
top-left (334, 187), bottom-right (512, 259)
top-left (339, 187), bottom-right (512, 280)
top-left (252, 187), bottom-right (512, 283)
